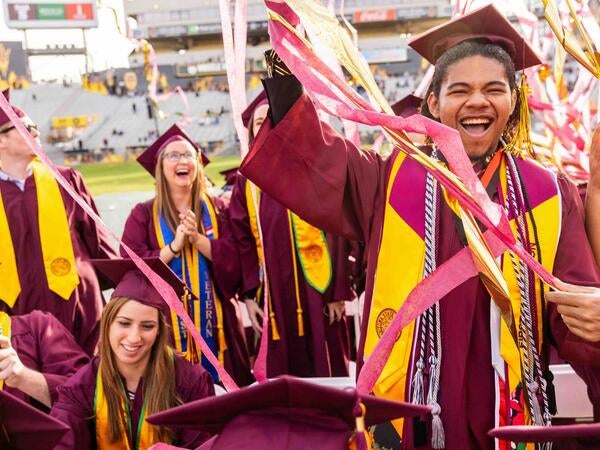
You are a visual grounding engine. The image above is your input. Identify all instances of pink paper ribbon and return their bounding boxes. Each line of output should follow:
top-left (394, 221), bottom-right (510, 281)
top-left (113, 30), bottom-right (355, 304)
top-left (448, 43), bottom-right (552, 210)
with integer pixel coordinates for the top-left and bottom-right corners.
top-left (0, 95), bottom-right (239, 392)
top-left (263, 1), bottom-right (561, 393)
top-left (356, 231), bottom-right (506, 394)
top-left (266, 8), bottom-right (554, 285)
top-left (219, 0), bottom-right (249, 156)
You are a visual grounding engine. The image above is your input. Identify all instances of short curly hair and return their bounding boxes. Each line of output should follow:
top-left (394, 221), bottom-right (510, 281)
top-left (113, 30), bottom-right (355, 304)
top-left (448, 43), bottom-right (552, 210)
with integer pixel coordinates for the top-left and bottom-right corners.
top-left (420, 39), bottom-right (520, 142)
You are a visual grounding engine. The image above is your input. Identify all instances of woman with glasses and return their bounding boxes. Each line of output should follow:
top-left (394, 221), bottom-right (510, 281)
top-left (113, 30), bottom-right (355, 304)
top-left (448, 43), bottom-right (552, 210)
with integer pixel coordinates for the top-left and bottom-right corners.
top-left (121, 124), bottom-right (252, 386)
top-left (0, 89), bottom-right (116, 357)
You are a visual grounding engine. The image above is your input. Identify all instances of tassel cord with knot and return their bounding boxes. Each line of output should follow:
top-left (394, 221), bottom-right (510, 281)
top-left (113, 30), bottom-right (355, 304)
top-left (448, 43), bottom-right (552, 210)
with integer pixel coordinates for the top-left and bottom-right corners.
top-left (409, 147), bottom-right (445, 449)
top-left (504, 154), bottom-right (553, 449)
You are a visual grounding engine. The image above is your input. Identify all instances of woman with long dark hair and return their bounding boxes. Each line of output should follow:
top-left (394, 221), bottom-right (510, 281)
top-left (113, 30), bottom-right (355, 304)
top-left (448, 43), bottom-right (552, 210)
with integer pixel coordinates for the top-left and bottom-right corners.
top-left (121, 124), bottom-right (252, 386)
top-left (50, 258), bottom-right (215, 449)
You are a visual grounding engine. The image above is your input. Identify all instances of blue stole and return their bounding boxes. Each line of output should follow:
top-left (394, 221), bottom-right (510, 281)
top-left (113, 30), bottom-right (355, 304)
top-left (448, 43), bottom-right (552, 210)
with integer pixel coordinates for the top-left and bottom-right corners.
top-left (158, 198), bottom-right (218, 382)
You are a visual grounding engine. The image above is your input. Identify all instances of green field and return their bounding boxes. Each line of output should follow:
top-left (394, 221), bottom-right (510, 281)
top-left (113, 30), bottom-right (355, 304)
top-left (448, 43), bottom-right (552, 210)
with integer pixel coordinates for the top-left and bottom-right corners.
top-left (76, 155), bottom-right (241, 196)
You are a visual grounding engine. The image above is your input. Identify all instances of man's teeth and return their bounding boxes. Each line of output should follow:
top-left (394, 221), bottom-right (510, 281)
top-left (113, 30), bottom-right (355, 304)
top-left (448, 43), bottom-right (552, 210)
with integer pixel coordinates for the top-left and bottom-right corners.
top-left (461, 118), bottom-right (490, 125)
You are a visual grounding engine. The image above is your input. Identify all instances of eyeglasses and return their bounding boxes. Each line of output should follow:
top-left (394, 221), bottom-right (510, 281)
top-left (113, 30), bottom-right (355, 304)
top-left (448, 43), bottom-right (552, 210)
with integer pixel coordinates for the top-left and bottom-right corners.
top-left (163, 151), bottom-right (197, 162)
top-left (0, 123), bottom-right (39, 135)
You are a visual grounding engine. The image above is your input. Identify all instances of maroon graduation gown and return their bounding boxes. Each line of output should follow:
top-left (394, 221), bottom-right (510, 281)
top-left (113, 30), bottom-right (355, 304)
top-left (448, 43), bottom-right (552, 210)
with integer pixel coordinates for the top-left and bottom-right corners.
top-left (120, 196), bottom-right (253, 386)
top-left (0, 166), bottom-right (117, 356)
top-left (50, 355), bottom-right (215, 450)
top-left (8, 310), bottom-right (89, 407)
top-left (240, 94), bottom-right (600, 450)
top-left (229, 174), bottom-right (351, 378)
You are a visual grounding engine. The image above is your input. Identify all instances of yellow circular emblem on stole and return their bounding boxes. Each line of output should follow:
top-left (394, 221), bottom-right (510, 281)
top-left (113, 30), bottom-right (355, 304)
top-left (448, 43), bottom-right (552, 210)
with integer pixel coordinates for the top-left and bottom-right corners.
top-left (303, 245), bottom-right (323, 262)
top-left (375, 308), bottom-right (396, 338)
top-left (50, 258), bottom-right (71, 276)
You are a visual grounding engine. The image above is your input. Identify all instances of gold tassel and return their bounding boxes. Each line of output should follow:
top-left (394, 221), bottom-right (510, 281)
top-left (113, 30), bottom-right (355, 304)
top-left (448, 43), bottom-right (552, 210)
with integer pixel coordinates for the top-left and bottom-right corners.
top-left (296, 308), bottom-right (305, 337)
top-left (218, 327), bottom-right (228, 353)
top-left (505, 73), bottom-right (535, 159)
top-left (186, 330), bottom-right (201, 364)
top-left (269, 311), bottom-right (281, 341)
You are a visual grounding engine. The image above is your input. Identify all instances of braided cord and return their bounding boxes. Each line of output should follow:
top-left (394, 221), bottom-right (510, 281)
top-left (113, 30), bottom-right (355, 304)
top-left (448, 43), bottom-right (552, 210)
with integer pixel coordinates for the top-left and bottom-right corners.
top-left (504, 155), bottom-right (552, 450)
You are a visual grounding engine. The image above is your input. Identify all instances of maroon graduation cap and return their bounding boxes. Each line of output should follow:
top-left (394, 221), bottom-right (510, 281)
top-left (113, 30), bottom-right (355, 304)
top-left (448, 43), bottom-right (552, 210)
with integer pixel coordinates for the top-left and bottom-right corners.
top-left (489, 422), bottom-right (600, 444)
top-left (218, 166), bottom-right (239, 186)
top-left (137, 124), bottom-right (210, 177)
top-left (0, 390), bottom-right (70, 450)
top-left (409, 3), bottom-right (542, 71)
top-left (391, 94), bottom-right (423, 118)
top-left (147, 375), bottom-right (430, 449)
top-left (241, 90), bottom-right (268, 129)
top-left (92, 257), bottom-right (197, 310)
top-left (0, 90), bottom-right (25, 128)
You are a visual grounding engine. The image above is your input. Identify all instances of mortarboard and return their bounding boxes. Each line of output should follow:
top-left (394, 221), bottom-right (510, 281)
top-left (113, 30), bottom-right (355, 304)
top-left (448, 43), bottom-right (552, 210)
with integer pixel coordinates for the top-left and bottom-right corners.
top-left (92, 257), bottom-right (197, 311)
top-left (408, 3), bottom-right (542, 71)
top-left (137, 124), bottom-right (210, 177)
top-left (489, 422), bottom-right (600, 444)
top-left (391, 94), bottom-right (423, 118)
top-left (0, 390), bottom-right (70, 450)
top-left (147, 375), bottom-right (430, 449)
top-left (241, 90), bottom-right (268, 129)
top-left (218, 166), bottom-right (239, 186)
top-left (0, 90), bottom-right (26, 128)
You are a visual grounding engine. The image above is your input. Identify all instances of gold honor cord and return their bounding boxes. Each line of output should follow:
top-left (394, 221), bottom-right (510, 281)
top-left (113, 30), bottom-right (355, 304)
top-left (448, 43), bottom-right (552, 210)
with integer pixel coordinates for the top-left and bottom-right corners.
top-left (267, 2), bottom-right (514, 332)
top-left (542, 0), bottom-right (600, 78)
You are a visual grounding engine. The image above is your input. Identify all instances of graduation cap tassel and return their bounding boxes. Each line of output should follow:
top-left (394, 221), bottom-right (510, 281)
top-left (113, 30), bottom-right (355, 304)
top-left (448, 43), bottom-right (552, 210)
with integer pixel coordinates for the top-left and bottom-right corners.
top-left (296, 308), bottom-right (305, 337)
top-left (269, 310), bottom-right (281, 341)
top-left (350, 402), bottom-right (373, 450)
top-left (218, 328), bottom-right (227, 353)
top-left (505, 73), bottom-right (535, 159)
top-left (430, 403), bottom-right (445, 450)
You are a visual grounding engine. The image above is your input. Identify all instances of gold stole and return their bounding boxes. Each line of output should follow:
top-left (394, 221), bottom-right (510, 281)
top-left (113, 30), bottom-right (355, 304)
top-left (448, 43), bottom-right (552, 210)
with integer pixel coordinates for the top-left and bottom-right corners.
top-left (365, 152), bottom-right (560, 435)
top-left (0, 312), bottom-right (11, 390)
top-left (0, 159), bottom-right (79, 308)
top-left (152, 195), bottom-right (227, 365)
top-left (94, 369), bottom-right (160, 450)
top-left (244, 181), bottom-right (333, 338)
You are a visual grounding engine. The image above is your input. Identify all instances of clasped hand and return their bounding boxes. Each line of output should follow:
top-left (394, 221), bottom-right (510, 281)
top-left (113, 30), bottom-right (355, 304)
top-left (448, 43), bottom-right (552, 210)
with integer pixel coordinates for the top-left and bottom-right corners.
top-left (171, 209), bottom-right (207, 252)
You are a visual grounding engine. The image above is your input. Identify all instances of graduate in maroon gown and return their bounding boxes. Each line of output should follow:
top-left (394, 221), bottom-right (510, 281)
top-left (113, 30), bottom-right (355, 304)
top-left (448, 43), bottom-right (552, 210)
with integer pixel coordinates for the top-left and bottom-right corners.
top-left (240, 5), bottom-right (600, 449)
top-left (120, 124), bottom-right (252, 386)
top-left (0, 90), bottom-right (116, 356)
top-left (50, 258), bottom-right (216, 450)
top-left (0, 310), bottom-right (88, 409)
top-left (229, 91), bottom-right (352, 378)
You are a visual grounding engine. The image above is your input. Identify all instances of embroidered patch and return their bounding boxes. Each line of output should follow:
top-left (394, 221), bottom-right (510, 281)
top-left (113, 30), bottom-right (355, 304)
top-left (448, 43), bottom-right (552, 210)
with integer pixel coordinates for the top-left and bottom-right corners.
top-left (50, 257), bottom-right (71, 276)
top-left (376, 308), bottom-right (397, 338)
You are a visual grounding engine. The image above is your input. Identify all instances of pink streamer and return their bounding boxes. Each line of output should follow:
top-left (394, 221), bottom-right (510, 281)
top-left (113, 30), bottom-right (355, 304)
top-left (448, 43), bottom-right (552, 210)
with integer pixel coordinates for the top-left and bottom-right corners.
top-left (218, 0), bottom-right (249, 156)
top-left (356, 231), bottom-right (507, 394)
top-left (371, 132), bottom-right (386, 154)
top-left (264, 2), bottom-right (563, 394)
top-left (153, 86), bottom-right (192, 127)
top-left (266, 9), bottom-right (554, 286)
top-left (252, 269), bottom-right (271, 382)
top-left (0, 95), bottom-right (239, 392)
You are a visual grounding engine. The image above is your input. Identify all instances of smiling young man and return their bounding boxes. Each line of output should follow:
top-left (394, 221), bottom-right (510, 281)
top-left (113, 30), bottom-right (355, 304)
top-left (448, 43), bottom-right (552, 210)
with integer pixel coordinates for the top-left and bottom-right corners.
top-left (239, 4), bottom-right (600, 450)
top-left (0, 90), bottom-right (116, 356)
